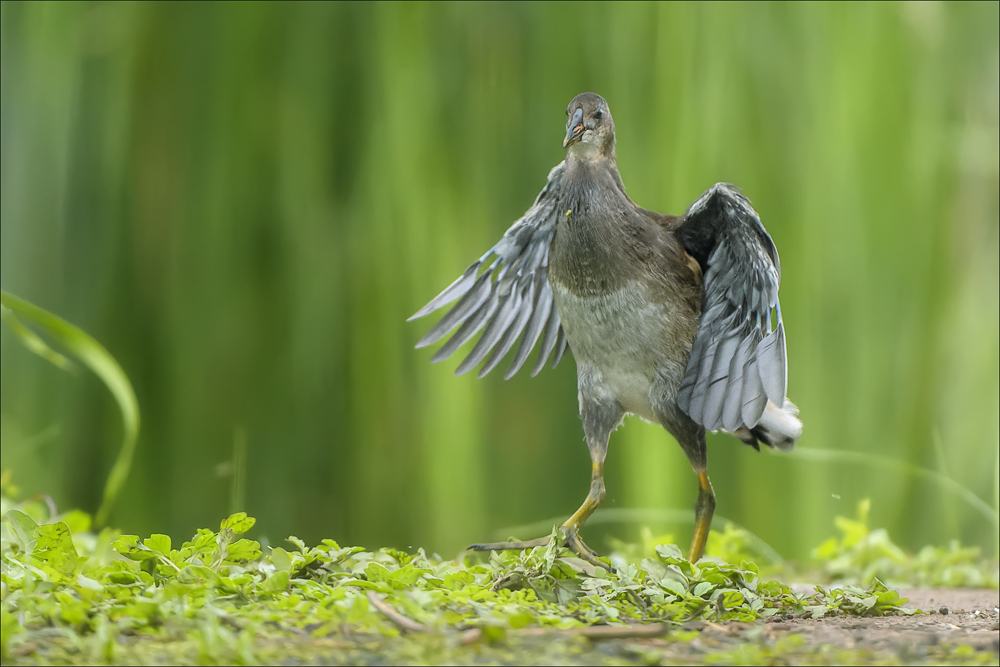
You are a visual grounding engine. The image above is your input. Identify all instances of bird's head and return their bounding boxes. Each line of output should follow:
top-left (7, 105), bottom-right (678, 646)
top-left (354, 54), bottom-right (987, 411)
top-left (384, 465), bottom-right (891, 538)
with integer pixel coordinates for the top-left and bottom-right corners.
top-left (563, 92), bottom-right (615, 159)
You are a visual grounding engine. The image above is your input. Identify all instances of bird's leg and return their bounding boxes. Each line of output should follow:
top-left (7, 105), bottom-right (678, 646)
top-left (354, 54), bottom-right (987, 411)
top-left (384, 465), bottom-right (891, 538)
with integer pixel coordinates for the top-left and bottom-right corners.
top-left (688, 471), bottom-right (716, 562)
top-left (559, 460), bottom-right (606, 562)
top-left (467, 460), bottom-right (611, 570)
top-left (469, 395), bottom-right (620, 570)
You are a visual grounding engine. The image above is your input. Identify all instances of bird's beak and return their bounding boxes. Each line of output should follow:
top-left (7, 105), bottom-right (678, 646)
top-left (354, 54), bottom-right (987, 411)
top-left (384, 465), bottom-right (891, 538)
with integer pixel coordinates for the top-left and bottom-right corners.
top-left (563, 108), bottom-right (584, 148)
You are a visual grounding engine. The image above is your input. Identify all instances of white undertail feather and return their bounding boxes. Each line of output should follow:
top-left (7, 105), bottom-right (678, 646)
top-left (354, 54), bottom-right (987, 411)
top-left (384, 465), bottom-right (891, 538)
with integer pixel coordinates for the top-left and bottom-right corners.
top-left (755, 399), bottom-right (801, 452)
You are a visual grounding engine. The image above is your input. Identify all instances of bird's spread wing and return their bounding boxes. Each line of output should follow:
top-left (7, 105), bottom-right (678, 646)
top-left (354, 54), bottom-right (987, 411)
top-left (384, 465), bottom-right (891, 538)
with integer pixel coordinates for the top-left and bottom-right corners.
top-left (675, 183), bottom-right (787, 433)
top-left (409, 162), bottom-right (568, 379)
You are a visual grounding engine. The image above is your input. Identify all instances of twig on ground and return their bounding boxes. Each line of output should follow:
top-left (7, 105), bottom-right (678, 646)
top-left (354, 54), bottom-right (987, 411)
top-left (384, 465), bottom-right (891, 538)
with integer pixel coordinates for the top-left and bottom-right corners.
top-left (366, 589), bottom-right (673, 641)
top-left (460, 622), bottom-right (673, 644)
top-left (366, 590), bottom-right (427, 633)
top-left (518, 623), bottom-right (673, 639)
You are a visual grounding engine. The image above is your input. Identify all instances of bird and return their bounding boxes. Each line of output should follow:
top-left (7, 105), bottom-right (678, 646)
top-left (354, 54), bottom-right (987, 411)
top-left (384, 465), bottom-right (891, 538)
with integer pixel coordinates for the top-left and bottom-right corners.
top-left (409, 92), bottom-right (801, 567)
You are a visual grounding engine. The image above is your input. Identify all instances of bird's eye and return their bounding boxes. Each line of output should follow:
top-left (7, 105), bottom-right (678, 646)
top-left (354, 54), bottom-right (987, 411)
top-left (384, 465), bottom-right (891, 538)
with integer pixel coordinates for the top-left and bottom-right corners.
top-left (594, 109), bottom-right (604, 120)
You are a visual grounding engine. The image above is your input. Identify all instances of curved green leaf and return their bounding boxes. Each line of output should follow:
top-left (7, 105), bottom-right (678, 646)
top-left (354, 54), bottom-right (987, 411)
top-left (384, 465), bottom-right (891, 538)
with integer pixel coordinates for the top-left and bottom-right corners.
top-left (0, 290), bottom-right (140, 527)
top-left (0, 307), bottom-right (73, 371)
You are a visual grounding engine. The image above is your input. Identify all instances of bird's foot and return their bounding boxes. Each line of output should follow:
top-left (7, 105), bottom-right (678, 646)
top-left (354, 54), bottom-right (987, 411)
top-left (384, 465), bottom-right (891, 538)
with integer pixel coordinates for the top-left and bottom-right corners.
top-left (468, 527), bottom-right (614, 573)
top-left (563, 526), bottom-right (614, 572)
top-left (467, 536), bottom-right (552, 552)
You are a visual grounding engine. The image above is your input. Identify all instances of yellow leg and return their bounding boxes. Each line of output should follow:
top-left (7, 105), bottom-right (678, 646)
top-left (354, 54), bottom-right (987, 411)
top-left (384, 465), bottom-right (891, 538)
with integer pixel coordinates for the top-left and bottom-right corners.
top-left (562, 462), bottom-right (605, 530)
top-left (469, 461), bottom-right (611, 570)
top-left (688, 471), bottom-right (716, 563)
top-left (559, 461), bottom-right (606, 561)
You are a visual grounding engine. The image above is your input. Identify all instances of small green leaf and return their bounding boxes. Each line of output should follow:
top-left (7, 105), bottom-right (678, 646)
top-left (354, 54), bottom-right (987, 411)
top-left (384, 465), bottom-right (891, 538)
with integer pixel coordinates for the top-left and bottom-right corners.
top-left (660, 577), bottom-right (687, 597)
top-left (365, 562), bottom-right (393, 584)
top-left (640, 557), bottom-right (666, 581)
top-left (692, 581), bottom-right (715, 598)
top-left (5, 509), bottom-right (40, 554)
top-left (858, 595), bottom-right (878, 609)
top-left (220, 513), bottom-right (256, 535)
top-left (144, 534), bottom-right (171, 555)
top-left (224, 539), bottom-right (262, 564)
top-left (443, 571), bottom-right (474, 590)
top-left (807, 605), bottom-right (828, 618)
top-left (178, 565), bottom-right (219, 584)
top-left (718, 589), bottom-right (745, 609)
top-left (270, 547), bottom-right (293, 574)
top-left (113, 535), bottom-right (160, 561)
top-left (389, 564), bottom-right (430, 587)
top-left (261, 570), bottom-right (290, 593)
top-left (33, 522), bottom-right (81, 575)
top-left (76, 574), bottom-right (104, 592)
top-left (216, 527), bottom-right (234, 558)
top-left (655, 543), bottom-right (685, 563)
top-left (554, 578), bottom-right (582, 604)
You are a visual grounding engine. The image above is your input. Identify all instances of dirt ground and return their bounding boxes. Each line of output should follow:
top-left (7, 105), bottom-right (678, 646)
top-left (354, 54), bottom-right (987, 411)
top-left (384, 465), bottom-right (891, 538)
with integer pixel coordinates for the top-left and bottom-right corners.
top-left (636, 588), bottom-right (1000, 664)
top-left (416, 588), bottom-right (1000, 665)
top-left (776, 588), bottom-right (1000, 652)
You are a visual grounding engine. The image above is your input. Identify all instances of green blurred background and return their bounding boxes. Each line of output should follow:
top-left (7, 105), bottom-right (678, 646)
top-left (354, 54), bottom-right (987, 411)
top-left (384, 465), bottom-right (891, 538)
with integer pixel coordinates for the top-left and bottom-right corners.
top-left (2, 1), bottom-right (998, 561)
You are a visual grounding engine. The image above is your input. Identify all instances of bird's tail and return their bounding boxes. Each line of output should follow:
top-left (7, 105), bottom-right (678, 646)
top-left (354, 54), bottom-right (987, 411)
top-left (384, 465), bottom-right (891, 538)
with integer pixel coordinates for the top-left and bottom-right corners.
top-left (750, 399), bottom-right (801, 451)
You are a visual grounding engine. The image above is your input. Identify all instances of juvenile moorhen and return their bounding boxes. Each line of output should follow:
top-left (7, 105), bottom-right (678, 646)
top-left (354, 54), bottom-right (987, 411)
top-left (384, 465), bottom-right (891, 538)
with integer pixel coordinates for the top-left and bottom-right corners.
top-left (410, 92), bottom-right (802, 566)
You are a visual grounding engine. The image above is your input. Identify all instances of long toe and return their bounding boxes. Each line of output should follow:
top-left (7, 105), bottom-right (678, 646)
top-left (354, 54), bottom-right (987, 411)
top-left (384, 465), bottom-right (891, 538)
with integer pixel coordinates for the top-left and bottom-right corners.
top-left (467, 536), bottom-right (555, 552)
top-left (565, 529), bottom-right (615, 573)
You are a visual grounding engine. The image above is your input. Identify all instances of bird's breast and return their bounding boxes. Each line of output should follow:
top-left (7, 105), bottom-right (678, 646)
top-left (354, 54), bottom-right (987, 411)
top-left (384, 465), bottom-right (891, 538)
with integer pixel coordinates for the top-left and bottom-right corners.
top-left (551, 279), bottom-right (695, 422)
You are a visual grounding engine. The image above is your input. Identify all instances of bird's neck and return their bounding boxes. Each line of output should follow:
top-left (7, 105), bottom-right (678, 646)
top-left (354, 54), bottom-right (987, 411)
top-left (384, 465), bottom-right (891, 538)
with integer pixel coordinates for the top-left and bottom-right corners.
top-left (567, 139), bottom-right (617, 165)
top-left (564, 148), bottom-right (629, 206)
top-left (551, 147), bottom-right (642, 294)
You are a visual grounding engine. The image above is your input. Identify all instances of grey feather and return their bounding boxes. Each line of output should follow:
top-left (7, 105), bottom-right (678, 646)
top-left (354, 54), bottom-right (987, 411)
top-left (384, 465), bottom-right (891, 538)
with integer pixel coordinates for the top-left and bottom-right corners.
top-left (411, 162), bottom-right (569, 378)
top-left (430, 292), bottom-right (499, 363)
top-left (408, 260), bottom-right (484, 322)
top-left (551, 325), bottom-right (569, 369)
top-left (415, 265), bottom-right (495, 348)
top-left (676, 326), bottom-right (709, 408)
top-left (676, 183), bottom-right (787, 434)
top-left (684, 341), bottom-right (713, 421)
top-left (702, 333), bottom-right (741, 430)
top-left (722, 334), bottom-right (753, 432)
top-left (478, 282), bottom-right (535, 378)
top-left (740, 331), bottom-right (767, 427)
top-left (756, 323), bottom-right (787, 406)
top-left (531, 306), bottom-right (562, 377)
top-left (504, 274), bottom-right (553, 379)
top-left (455, 288), bottom-right (522, 375)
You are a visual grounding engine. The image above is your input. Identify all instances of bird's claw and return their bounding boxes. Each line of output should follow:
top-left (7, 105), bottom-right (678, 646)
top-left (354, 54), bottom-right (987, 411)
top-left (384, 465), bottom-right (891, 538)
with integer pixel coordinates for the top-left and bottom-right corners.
top-left (468, 527), bottom-right (615, 573)
top-left (562, 527), bottom-right (615, 573)
top-left (467, 536), bottom-right (553, 552)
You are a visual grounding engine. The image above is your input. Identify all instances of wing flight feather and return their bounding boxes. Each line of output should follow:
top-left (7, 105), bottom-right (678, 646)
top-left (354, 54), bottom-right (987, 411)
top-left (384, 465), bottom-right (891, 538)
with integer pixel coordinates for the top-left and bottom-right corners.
top-left (410, 163), bottom-right (568, 379)
top-left (676, 183), bottom-right (788, 434)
